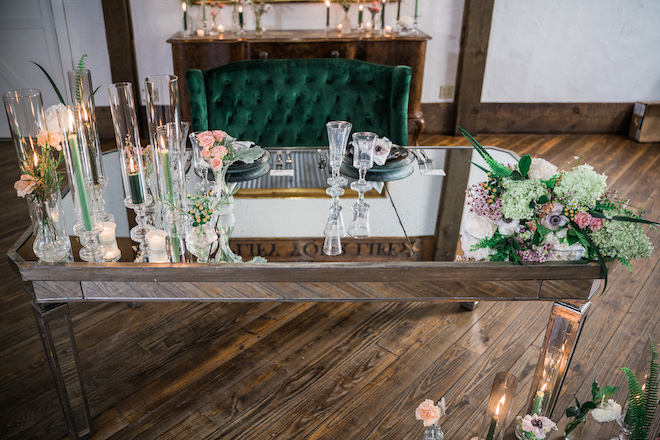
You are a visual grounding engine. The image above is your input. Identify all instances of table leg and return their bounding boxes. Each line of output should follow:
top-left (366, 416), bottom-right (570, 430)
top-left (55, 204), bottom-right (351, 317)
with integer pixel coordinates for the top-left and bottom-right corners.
top-left (526, 298), bottom-right (593, 419)
top-left (32, 302), bottom-right (93, 440)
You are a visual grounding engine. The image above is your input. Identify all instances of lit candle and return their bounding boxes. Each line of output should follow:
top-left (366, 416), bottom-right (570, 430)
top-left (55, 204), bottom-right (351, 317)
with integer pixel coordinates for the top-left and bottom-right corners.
top-left (146, 230), bottom-right (169, 263)
top-left (358, 3), bottom-right (363, 25)
top-left (99, 222), bottom-right (121, 261)
top-left (381, 0), bottom-right (386, 29)
top-left (396, 0), bottom-right (401, 20)
top-left (384, 24), bottom-right (392, 34)
top-left (365, 21), bottom-right (372, 30)
top-left (127, 156), bottom-right (145, 205)
top-left (239, 5), bottom-right (244, 28)
top-left (182, 1), bottom-right (187, 31)
top-left (218, 24), bottom-right (224, 33)
top-left (532, 383), bottom-right (547, 415)
top-left (66, 114), bottom-right (93, 231)
top-left (414, 0), bottom-right (419, 18)
top-left (486, 396), bottom-right (505, 440)
top-left (196, 29), bottom-right (205, 36)
top-left (326, 0), bottom-right (330, 27)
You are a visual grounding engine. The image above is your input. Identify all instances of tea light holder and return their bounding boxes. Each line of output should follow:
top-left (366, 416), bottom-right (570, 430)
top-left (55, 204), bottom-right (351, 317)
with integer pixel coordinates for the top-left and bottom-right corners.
top-left (146, 229), bottom-right (169, 263)
top-left (482, 372), bottom-right (518, 440)
top-left (99, 221), bottom-right (121, 262)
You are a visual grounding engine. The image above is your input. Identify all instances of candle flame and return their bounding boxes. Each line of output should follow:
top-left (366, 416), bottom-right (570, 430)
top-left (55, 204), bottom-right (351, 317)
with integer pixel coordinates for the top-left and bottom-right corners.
top-left (325, 0), bottom-right (330, 6)
top-left (182, 1), bottom-right (186, 12)
top-left (359, 4), bottom-right (363, 10)
top-left (541, 383), bottom-right (548, 393)
top-left (239, 5), bottom-right (242, 12)
top-left (33, 150), bottom-right (38, 166)
top-left (496, 395), bottom-right (505, 416)
top-left (129, 155), bottom-right (137, 173)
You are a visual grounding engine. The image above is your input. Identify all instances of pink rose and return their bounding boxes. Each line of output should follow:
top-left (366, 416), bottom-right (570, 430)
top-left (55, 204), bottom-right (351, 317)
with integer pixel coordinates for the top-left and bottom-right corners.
top-left (200, 148), bottom-right (211, 158)
top-left (212, 130), bottom-right (227, 142)
top-left (590, 217), bottom-right (605, 231)
top-left (196, 131), bottom-right (215, 149)
top-left (14, 174), bottom-right (36, 198)
top-left (210, 157), bottom-right (223, 171)
top-left (415, 399), bottom-right (442, 427)
top-left (211, 145), bottom-right (227, 159)
top-left (49, 132), bottom-right (64, 151)
top-left (574, 212), bottom-right (592, 229)
top-left (37, 131), bottom-right (49, 148)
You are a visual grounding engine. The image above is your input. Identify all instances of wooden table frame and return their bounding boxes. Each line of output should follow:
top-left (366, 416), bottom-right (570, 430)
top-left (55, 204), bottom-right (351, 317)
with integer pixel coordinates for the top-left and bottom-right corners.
top-left (7, 146), bottom-right (605, 439)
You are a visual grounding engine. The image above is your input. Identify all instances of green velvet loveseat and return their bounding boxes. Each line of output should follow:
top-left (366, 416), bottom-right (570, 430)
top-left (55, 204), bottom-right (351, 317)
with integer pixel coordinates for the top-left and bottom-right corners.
top-left (186, 58), bottom-right (412, 147)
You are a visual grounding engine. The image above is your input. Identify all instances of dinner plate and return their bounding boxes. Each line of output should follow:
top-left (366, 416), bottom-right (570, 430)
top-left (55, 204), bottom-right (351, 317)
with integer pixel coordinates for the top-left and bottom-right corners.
top-left (341, 146), bottom-right (415, 181)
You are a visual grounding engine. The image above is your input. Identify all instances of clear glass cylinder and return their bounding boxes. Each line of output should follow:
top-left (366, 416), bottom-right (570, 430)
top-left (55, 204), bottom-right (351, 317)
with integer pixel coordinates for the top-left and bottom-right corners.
top-left (155, 122), bottom-right (187, 215)
top-left (144, 74), bottom-right (181, 152)
top-left (57, 106), bottom-right (105, 262)
top-left (3, 88), bottom-right (72, 262)
top-left (482, 372), bottom-right (518, 440)
top-left (67, 68), bottom-right (105, 185)
top-left (108, 82), bottom-right (149, 208)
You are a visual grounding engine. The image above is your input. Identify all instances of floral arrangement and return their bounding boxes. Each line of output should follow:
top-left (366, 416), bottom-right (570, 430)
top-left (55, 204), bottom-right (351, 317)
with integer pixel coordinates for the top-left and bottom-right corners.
top-left (368, 1), bottom-right (381, 21)
top-left (187, 193), bottom-right (214, 227)
top-left (249, 0), bottom-right (272, 17)
top-left (397, 15), bottom-right (413, 31)
top-left (14, 106), bottom-right (65, 202)
top-left (338, 0), bottom-right (352, 12)
top-left (192, 129), bottom-right (263, 173)
top-left (415, 398), bottom-right (447, 440)
top-left (459, 128), bottom-right (657, 281)
top-left (208, 0), bottom-right (225, 15)
top-left (564, 380), bottom-right (619, 436)
top-left (516, 414), bottom-right (557, 439)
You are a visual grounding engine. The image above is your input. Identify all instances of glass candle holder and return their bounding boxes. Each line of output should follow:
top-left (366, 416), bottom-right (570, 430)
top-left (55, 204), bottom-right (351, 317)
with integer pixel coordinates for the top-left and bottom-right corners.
top-left (482, 372), bottom-right (518, 440)
top-left (3, 88), bottom-right (72, 262)
top-left (146, 229), bottom-right (169, 263)
top-left (108, 82), bottom-right (154, 244)
top-left (68, 68), bottom-right (114, 223)
top-left (58, 106), bottom-right (106, 262)
top-left (99, 221), bottom-right (121, 262)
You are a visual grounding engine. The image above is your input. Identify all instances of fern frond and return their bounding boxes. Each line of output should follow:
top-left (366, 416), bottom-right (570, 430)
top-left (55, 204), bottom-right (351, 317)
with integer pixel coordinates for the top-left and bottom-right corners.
top-left (75, 54), bottom-right (88, 104)
top-left (459, 127), bottom-right (513, 178)
top-left (621, 367), bottom-right (648, 440)
top-left (644, 338), bottom-right (659, 430)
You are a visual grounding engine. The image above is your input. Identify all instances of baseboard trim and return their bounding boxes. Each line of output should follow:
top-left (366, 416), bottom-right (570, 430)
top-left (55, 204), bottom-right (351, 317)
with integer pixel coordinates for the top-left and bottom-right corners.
top-left (422, 102), bottom-right (634, 135)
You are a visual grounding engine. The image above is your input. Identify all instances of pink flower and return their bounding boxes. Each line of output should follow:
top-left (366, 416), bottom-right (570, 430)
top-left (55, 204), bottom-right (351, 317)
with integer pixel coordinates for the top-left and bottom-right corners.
top-left (574, 211), bottom-right (592, 229)
top-left (590, 217), bottom-right (605, 231)
top-left (520, 414), bottom-right (556, 439)
top-left (373, 136), bottom-right (392, 166)
top-left (37, 131), bottom-right (49, 148)
top-left (49, 132), bottom-right (64, 151)
top-left (200, 148), bottom-right (211, 158)
top-left (14, 174), bottom-right (36, 198)
top-left (211, 145), bottom-right (227, 159)
top-left (196, 131), bottom-right (215, 149)
top-left (415, 398), bottom-right (446, 427)
top-left (210, 157), bottom-right (223, 171)
top-left (212, 130), bottom-right (227, 142)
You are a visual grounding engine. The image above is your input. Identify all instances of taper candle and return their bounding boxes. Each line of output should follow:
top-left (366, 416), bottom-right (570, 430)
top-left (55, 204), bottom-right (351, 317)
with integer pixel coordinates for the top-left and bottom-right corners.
top-left (326, 0), bottom-right (330, 27)
top-left (485, 396), bottom-right (505, 440)
top-left (532, 383), bottom-right (547, 415)
top-left (358, 3), bottom-right (363, 25)
top-left (239, 5), bottom-right (244, 27)
top-left (414, 0), bottom-right (419, 18)
top-left (182, 1), bottom-right (188, 30)
top-left (381, 0), bottom-right (386, 29)
top-left (396, 0), bottom-right (401, 20)
top-left (67, 129), bottom-right (93, 231)
top-left (202, 0), bottom-right (206, 20)
top-left (127, 157), bottom-right (145, 205)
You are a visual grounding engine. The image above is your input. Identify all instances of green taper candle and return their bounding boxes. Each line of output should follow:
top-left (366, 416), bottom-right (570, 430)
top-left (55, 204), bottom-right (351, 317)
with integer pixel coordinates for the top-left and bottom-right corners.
top-left (68, 132), bottom-right (93, 231)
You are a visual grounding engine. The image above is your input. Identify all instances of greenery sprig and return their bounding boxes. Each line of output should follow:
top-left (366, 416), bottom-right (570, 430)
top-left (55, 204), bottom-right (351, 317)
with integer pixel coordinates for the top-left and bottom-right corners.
top-left (564, 380), bottom-right (617, 436)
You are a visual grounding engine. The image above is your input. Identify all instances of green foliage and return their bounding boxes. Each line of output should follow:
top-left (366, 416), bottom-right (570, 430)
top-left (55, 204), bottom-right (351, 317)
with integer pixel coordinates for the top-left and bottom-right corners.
top-left (30, 62), bottom-right (65, 105)
top-left (519, 154), bottom-right (532, 178)
top-left (459, 127), bottom-right (513, 178)
top-left (644, 339), bottom-right (658, 430)
top-left (564, 380), bottom-right (617, 436)
top-left (75, 54), bottom-right (88, 104)
top-left (620, 338), bottom-right (658, 440)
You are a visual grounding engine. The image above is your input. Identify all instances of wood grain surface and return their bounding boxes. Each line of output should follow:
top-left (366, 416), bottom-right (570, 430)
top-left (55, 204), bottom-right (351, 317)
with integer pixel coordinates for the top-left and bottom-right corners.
top-left (1, 134), bottom-right (659, 440)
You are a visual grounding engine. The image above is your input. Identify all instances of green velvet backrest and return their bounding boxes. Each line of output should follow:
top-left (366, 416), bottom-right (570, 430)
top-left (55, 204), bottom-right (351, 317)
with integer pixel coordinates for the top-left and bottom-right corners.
top-left (186, 58), bottom-right (411, 147)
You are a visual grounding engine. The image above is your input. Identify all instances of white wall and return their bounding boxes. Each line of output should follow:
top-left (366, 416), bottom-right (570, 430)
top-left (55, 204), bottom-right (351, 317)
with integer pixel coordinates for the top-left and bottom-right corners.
top-left (483, 0), bottom-right (660, 103)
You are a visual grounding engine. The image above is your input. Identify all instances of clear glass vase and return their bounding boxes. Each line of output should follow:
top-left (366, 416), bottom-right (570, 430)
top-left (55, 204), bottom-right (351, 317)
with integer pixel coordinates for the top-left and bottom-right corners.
top-left (255, 13), bottom-right (265, 36)
top-left (27, 192), bottom-right (72, 262)
top-left (423, 424), bottom-right (444, 440)
top-left (186, 224), bottom-right (217, 263)
top-left (341, 10), bottom-right (352, 34)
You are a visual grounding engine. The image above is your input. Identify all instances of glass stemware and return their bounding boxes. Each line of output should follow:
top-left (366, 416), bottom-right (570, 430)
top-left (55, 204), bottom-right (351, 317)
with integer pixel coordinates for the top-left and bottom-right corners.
top-left (323, 121), bottom-right (352, 256)
top-left (191, 134), bottom-right (214, 194)
top-left (348, 131), bottom-right (377, 239)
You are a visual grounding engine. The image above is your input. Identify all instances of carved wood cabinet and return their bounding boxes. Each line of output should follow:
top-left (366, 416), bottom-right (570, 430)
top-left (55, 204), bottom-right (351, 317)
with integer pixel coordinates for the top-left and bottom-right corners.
top-left (168, 30), bottom-right (431, 144)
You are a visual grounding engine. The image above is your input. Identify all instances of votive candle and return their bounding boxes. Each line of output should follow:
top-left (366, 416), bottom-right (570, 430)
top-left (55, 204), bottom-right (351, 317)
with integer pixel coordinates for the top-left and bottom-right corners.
top-left (99, 222), bottom-right (121, 261)
top-left (146, 230), bottom-right (169, 263)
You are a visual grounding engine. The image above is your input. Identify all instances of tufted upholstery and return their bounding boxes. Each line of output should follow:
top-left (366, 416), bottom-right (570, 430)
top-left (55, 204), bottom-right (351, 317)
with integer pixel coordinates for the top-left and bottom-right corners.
top-left (186, 58), bottom-right (411, 147)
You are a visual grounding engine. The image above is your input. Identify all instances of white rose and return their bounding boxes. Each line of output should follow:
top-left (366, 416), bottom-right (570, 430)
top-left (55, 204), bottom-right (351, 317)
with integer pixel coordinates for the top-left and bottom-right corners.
top-left (464, 213), bottom-right (497, 240)
top-left (543, 232), bottom-right (586, 261)
top-left (497, 218), bottom-right (520, 236)
top-left (528, 158), bottom-right (559, 181)
top-left (461, 233), bottom-right (496, 261)
top-left (591, 399), bottom-right (621, 423)
top-left (45, 103), bottom-right (69, 133)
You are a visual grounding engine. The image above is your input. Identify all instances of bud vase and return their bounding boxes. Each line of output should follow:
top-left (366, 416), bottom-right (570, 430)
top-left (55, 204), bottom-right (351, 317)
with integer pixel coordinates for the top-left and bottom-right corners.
top-left (255, 13), bottom-right (265, 36)
top-left (27, 192), bottom-right (72, 262)
top-left (341, 10), bottom-right (352, 34)
top-left (423, 424), bottom-right (444, 440)
top-left (186, 224), bottom-right (217, 263)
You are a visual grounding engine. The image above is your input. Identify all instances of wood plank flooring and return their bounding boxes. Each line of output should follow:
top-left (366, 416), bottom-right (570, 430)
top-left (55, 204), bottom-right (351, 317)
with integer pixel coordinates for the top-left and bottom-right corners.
top-left (0, 134), bottom-right (658, 440)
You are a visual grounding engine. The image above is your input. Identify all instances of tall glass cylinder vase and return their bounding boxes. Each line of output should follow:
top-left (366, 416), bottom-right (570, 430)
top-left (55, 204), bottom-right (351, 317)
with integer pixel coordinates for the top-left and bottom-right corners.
top-left (3, 88), bottom-right (72, 262)
top-left (156, 122), bottom-right (189, 263)
top-left (57, 106), bottom-right (106, 262)
top-left (108, 82), bottom-right (154, 245)
top-left (68, 68), bottom-right (114, 223)
top-left (145, 74), bottom-right (182, 226)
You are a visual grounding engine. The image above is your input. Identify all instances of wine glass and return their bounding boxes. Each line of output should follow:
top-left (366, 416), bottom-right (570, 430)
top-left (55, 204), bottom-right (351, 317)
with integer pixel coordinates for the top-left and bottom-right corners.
top-left (348, 131), bottom-right (377, 239)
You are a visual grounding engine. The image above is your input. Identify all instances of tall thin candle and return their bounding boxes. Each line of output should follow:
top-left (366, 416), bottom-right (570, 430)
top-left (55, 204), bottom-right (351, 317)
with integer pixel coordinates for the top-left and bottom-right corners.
top-left (381, 0), bottom-right (386, 29)
top-left (414, 0), bottom-right (419, 18)
top-left (68, 131), bottom-right (93, 231)
top-left (396, 0), bottom-right (401, 20)
top-left (202, 0), bottom-right (206, 20)
top-left (486, 396), bottom-right (505, 440)
top-left (127, 157), bottom-right (145, 205)
top-left (239, 5), bottom-right (244, 27)
top-left (326, 0), bottom-right (330, 27)
top-left (358, 3), bottom-right (363, 25)
top-left (182, 2), bottom-right (187, 31)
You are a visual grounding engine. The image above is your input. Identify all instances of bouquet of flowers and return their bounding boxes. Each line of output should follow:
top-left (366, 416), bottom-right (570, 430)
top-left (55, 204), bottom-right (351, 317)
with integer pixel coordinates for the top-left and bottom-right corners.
top-left (368, 1), bottom-right (381, 22)
top-left (338, 0), bottom-right (352, 12)
top-left (192, 129), bottom-right (263, 173)
top-left (564, 380), bottom-right (619, 437)
top-left (516, 414), bottom-right (557, 440)
top-left (415, 398), bottom-right (447, 440)
top-left (459, 128), bottom-right (657, 280)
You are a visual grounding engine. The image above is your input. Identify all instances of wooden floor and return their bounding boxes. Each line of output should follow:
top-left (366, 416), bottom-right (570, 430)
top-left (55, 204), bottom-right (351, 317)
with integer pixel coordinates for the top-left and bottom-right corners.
top-left (0, 134), bottom-right (659, 440)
